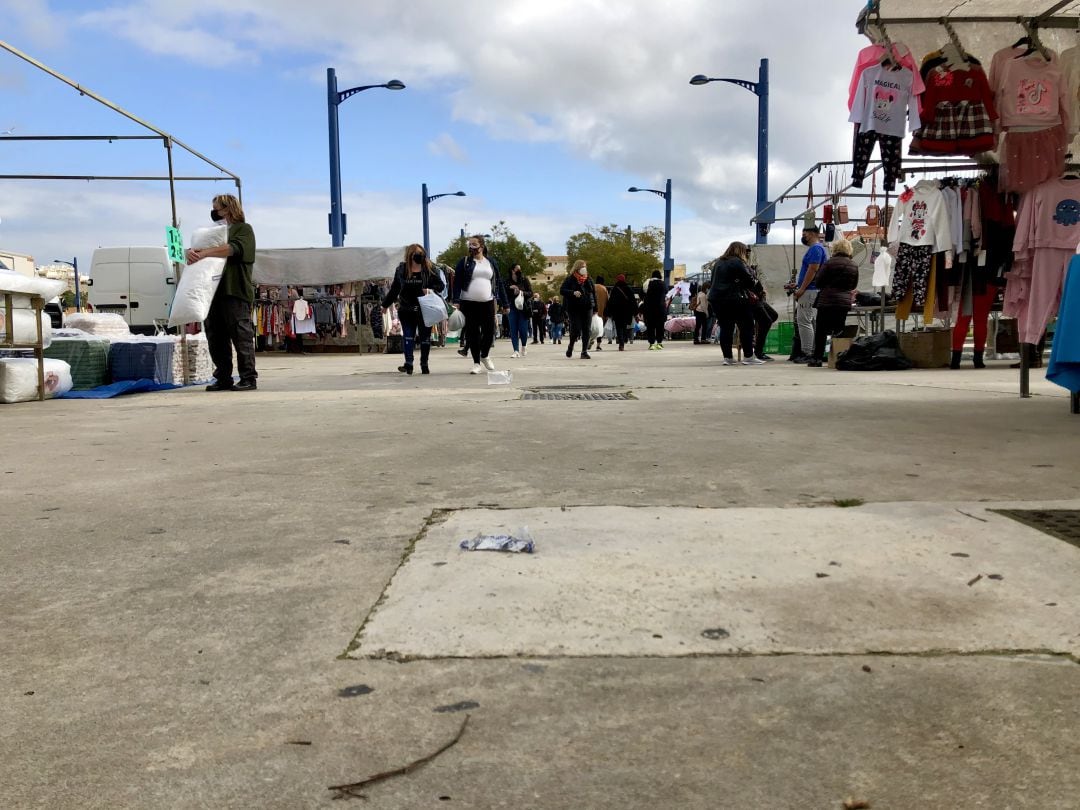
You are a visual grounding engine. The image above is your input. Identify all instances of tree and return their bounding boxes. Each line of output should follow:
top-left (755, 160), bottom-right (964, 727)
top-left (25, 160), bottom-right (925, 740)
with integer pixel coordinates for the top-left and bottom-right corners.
top-left (565, 224), bottom-right (663, 288)
top-left (435, 221), bottom-right (547, 280)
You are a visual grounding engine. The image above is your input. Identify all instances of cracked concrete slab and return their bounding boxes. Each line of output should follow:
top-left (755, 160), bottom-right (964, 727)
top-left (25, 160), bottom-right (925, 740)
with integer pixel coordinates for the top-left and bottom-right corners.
top-left (352, 502), bottom-right (1080, 660)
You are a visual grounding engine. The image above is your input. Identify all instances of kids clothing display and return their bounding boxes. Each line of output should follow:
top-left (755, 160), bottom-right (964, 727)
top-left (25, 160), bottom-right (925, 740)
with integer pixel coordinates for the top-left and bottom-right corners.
top-left (1006, 177), bottom-right (1080, 344)
top-left (990, 46), bottom-right (1071, 193)
top-left (886, 180), bottom-right (954, 311)
top-left (909, 53), bottom-right (997, 156)
top-left (848, 43), bottom-right (926, 109)
top-left (850, 63), bottom-right (921, 190)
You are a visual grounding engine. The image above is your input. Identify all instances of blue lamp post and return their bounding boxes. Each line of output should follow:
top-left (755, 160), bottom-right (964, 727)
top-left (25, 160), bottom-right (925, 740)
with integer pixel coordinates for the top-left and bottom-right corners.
top-left (690, 58), bottom-right (771, 244)
top-left (327, 68), bottom-right (405, 247)
top-left (422, 184), bottom-right (466, 256)
top-left (627, 178), bottom-right (672, 284)
top-left (53, 257), bottom-right (80, 312)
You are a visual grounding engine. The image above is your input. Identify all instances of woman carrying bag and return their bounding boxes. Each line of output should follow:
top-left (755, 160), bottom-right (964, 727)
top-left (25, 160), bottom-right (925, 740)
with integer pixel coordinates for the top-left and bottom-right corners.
top-left (708, 242), bottom-right (761, 365)
top-left (382, 243), bottom-right (444, 375)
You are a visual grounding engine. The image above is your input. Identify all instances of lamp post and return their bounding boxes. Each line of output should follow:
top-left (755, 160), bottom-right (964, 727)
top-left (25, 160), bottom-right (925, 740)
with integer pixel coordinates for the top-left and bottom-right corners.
top-left (327, 68), bottom-right (405, 247)
top-left (422, 184), bottom-right (466, 256)
top-left (53, 257), bottom-right (80, 312)
top-left (690, 58), bottom-right (771, 244)
top-left (627, 178), bottom-right (672, 284)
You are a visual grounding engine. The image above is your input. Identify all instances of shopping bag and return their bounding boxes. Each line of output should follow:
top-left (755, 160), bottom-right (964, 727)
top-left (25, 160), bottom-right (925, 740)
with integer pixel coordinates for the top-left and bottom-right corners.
top-left (419, 292), bottom-right (449, 327)
top-left (590, 314), bottom-right (603, 340)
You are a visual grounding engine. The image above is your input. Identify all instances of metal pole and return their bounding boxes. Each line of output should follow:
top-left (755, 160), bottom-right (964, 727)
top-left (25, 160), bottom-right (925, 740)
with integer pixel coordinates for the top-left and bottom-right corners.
top-left (327, 68), bottom-right (345, 246)
top-left (422, 183), bottom-right (431, 256)
top-left (663, 178), bottom-right (672, 285)
top-left (755, 58), bottom-right (770, 246)
top-left (164, 137), bottom-right (178, 228)
top-left (73, 256), bottom-right (81, 313)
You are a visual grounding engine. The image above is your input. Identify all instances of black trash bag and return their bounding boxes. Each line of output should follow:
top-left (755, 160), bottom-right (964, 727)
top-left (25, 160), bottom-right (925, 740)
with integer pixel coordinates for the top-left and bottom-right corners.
top-left (854, 291), bottom-right (881, 307)
top-left (836, 330), bottom-right (912, 371)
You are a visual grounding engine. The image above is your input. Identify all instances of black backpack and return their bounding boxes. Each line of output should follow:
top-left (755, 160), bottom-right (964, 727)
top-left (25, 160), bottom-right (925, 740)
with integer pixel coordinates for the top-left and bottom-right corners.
top-left (836, 330), bottom-right (912, 371)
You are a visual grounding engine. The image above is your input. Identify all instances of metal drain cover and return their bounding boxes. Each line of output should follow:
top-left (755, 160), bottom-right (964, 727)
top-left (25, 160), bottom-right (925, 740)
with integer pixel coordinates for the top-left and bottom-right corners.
top-left (992, 510), bottom-right (1080, 550)
top-left (522, 391), bottom-right (634, 401)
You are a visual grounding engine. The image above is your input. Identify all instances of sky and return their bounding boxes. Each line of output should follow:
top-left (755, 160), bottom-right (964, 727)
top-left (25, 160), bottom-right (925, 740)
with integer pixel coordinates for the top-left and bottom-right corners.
top-left (0, 0), bottom-right (868, 276)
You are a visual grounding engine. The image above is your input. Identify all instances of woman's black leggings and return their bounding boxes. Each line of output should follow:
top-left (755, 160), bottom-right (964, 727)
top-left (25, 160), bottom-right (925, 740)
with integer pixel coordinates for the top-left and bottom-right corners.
top-left (567, 308), bottom-right (593, 352)
top-left (812, 306), bottom-right (849, 361)
top-left (459, 299), bottom-right (496, 363)
top-left (714, 299), bottom-right (754, 358)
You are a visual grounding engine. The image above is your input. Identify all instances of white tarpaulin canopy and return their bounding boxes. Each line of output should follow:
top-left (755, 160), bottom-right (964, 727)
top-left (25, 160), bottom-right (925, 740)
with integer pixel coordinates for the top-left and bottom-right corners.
top-left (252, 246), bottom-right (404, 286)
top-left (858, 0), bottom-right (1080, 158)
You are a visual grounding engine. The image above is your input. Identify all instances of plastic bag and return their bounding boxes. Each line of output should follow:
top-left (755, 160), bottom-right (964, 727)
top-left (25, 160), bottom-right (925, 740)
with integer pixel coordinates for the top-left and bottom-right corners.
top-left (0, 269), bottom-right (65, 300)
top-left (514, 292), bottom-right (525, 310)
top-left (487, 370), bottom-right (512, 385)
top-left (448, 308), bottom-right (465, 332)
top-left (419, 292), bottom-right (449, 327)
top-left (168, 225), bottom-right (228, 326)
top-left (590, 314), bottom-right (603, 340)
top-left (0, 357), bottom-right (73, 403)
top-left (459, 526), bottom-right (535, 553)
top-left (0, 309), bottom-right (53, 348)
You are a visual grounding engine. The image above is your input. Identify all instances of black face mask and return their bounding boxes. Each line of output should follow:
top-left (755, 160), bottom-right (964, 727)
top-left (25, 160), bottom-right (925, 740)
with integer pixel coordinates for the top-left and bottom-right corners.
top-left (412, 253), bottom-right (425, 265)
top-left (210, 209), bottom-right (224, 222)
top-left (468, 246), bottom-right (479, 256)
top-left (801, 235), bottom-right (811, 246)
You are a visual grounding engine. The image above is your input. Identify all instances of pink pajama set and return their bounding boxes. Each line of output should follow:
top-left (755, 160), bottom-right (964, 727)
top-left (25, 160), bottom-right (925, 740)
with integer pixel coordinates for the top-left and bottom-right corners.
top-left (1006, 178), bottom-right (1080, 344)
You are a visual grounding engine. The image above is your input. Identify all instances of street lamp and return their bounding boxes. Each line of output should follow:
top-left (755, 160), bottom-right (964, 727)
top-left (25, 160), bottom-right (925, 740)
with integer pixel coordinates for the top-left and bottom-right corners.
top-left (326, 68), bottom-right (405, 247)
top-left (627, 178), bottom-right (673, 284)
top-left (690, 58), bottom-right (771, 244)
top-left (422, 184), bottom-right (466, 256)
top-left (52, 257), bottom-right (80, 312)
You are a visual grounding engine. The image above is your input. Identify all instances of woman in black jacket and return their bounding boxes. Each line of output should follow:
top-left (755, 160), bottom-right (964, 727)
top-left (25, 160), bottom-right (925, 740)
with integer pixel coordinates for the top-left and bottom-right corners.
top-left (642, 270), bottom-right (668, 349)
top-left (808, 238), bottom-right (859, 367)
top-left (606, 274), bottom-right (637, 350)
top-left (707, 242), bottom-right (760, 365)
top-left (381, 243), bottom-right (444, 374)
top-left (451, 234), bottom-right (507, 374)
top-left (560, 260), bottom-right (597, 359)
top-left (506, 264), bottom-right (533, 357)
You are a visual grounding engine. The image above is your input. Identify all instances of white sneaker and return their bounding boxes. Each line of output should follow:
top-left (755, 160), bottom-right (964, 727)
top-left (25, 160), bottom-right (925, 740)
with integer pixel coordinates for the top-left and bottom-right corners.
top-left (742, 357), bottom-right (765, 365)
top-left (521, 347), bottom-right (527, 357)
top-left (470, 363), bottom-right (482, 374)
top-left (510, 351), bottom-right (520, 358)
top-left (721, 358), bottom-right (738, 366)
top-left (481, 357), bottom-right (495, 371)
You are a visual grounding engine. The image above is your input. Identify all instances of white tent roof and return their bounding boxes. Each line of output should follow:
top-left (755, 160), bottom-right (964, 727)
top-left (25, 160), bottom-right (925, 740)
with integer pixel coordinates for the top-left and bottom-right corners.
top-left (252, 246), bottom-right (404, 286)
top-left (859, 1), bottom-right (1079, 62)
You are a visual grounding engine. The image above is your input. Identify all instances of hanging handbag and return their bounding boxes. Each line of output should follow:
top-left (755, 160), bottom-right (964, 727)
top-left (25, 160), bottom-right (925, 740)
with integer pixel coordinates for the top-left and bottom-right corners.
top-left (803, 176), bottom-right (817, 229)
top-left (865, 174), bottom-right (881, 227)
top-left (836, 169), bottom-right (849, 224)
top-left (822, 171), bottom-right (834, 224)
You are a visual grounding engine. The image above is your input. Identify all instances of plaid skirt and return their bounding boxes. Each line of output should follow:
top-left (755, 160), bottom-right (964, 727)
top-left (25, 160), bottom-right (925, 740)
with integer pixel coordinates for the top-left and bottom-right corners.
top-left (910, 101), bottom-right (995, 156)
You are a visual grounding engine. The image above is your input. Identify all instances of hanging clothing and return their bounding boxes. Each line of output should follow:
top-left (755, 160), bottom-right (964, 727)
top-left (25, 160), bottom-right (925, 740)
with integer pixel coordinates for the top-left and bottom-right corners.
top-left (1046, 254), bottom-right (1080, 394)
top-left (848, 43), bottom-right (926, 110)
top-left (849, 63), bottom-right (922, 138)
top-left (293, 298), bottom-right (316, 335)
top-left (888, 180), bottom-right (954, 309)
top-left (1006, 177), bottom-right (1080, 344)
top-left (990, 46), bottom-right (1070, 193)
top-left (852, 129), bottom-right (904, 190)
top-left (909, 52), bottom-right (997, 156)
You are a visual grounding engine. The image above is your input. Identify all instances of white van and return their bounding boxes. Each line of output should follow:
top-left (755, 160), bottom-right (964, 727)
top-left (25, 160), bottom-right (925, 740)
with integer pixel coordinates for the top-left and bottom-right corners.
top-left (88, 247), bottom-right (176, 334)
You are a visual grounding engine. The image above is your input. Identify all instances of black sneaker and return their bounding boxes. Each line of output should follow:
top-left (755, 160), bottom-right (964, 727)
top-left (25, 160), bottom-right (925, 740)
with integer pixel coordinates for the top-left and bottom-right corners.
top-left (235, 380), bottom-right (257, 391)
top-left (581, 351), bottom-right (591, 359)
top-left (456, 348), bottom-right (468, 357)
top-left (205, 381), bottom-right (234, 392)
top-left (398, 364), bottom-right (413, 375)
top-left (757, 354), bottom-right (775, 362)
top-left (790, 355), bottom-right (811, 364)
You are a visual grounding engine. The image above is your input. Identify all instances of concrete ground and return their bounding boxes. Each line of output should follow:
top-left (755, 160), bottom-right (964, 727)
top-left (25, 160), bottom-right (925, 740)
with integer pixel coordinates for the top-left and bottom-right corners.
top-left (2, 337), bottom-right (1079, 809)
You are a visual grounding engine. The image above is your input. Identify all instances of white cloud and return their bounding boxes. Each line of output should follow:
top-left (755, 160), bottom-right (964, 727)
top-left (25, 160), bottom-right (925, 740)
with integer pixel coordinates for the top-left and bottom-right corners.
top-left (427, 132), bottom-right (468, 163)
top-left (6, 1), bottom-right (875, 271)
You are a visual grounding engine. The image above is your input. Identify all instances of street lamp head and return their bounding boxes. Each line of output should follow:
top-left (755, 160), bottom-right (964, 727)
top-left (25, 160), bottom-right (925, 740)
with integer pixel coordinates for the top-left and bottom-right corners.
top-left (453, 191), bottom-right (466, 197)
top-left (689, 74), bottom-right (712, 86)
top-left (627, 186), bottom-right (640, 193)
top-left (385, 79), bottom-right (406, 90)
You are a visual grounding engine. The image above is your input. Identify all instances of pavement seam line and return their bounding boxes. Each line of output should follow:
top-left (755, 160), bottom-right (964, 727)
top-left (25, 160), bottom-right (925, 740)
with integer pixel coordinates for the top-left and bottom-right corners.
top-left (339, 507), bottom-right (454, 659)
top-left (358, 648), bottom-right (1080, 665)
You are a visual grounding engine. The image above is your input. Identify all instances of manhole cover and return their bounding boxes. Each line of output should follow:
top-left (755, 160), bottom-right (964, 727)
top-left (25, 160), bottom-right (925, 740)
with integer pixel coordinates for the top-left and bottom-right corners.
top-left (528, 385), bottom-right (624, 391)
top-left (521, 392), bottom-right (634, 401)
top-left (992, 510), bottom-right (1080, 550)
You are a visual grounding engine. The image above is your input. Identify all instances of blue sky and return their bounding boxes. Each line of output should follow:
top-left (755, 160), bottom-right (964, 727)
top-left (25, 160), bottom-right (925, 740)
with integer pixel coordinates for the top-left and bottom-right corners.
top-left (1, 1), bottom-right (866, 274)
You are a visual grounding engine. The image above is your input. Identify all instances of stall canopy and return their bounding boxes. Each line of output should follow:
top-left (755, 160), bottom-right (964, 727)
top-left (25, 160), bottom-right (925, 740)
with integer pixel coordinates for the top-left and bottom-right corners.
top-left (252, 247), bottom-right (404, 286)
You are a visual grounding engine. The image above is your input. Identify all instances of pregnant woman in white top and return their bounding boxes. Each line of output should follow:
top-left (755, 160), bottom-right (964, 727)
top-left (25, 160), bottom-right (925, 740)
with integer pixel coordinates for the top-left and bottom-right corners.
top-left (451, 234), bottom-right (508, 374)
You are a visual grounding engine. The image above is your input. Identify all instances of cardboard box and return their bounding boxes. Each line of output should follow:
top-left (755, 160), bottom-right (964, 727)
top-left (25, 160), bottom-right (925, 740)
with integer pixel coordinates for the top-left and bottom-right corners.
top-left (898, 327), bottom-right (952, 368)
top-left (828, 337), bottom-right (854, 368)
